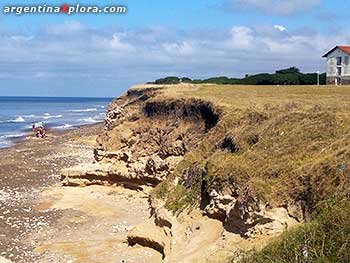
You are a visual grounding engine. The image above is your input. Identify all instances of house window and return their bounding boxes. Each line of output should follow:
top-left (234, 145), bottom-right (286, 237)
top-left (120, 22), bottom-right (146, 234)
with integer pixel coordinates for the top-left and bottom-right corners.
top-left (337, 67), bottom-right (342, 76)
top-left (337, 57), bottom-right (342, 65)
top-left (345, 56), bottom-right (349, 65)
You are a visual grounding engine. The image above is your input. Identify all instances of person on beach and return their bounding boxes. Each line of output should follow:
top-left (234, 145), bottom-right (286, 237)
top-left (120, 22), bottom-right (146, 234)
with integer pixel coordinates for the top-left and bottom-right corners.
top-left (32, 122), bottom-right (46, 138)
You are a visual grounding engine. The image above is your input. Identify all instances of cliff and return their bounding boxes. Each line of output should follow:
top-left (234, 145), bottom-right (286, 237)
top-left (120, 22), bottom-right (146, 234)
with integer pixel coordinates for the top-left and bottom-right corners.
top-left (60, 83), bottom-right (350, 262)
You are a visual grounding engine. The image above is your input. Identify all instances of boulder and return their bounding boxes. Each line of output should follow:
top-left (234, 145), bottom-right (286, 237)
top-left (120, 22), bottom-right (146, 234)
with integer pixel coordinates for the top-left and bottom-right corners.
top-left (204, 189), bottom-right (236, 221)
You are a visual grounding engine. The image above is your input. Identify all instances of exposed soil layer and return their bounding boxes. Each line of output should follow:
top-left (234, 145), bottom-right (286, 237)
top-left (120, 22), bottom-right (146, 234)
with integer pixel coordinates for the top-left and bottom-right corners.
top-left (143, 99), bottom-right (220, 130)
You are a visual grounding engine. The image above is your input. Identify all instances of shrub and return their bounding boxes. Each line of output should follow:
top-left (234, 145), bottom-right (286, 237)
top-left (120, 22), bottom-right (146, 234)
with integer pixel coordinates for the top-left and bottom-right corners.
top-left (155, 76), bottom-right (180, 84)
top-left (181, 77), bottom-right (192, 83)
top-left (153, 181), bottom-right (169, 199)
top-left (276, 67), bottom-right (300, 74)
top-left (165, 184), bottom-right (200, 212)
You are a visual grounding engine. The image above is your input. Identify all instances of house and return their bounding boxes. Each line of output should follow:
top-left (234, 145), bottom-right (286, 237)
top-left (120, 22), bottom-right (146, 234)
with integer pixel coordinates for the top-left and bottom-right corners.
top-left (323, 46), bottom-right (350, 85)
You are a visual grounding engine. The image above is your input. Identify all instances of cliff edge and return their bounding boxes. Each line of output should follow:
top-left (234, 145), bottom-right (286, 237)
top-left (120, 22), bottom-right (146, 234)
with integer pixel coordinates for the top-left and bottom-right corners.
top-left (60, 83), bottom-right (350, 262)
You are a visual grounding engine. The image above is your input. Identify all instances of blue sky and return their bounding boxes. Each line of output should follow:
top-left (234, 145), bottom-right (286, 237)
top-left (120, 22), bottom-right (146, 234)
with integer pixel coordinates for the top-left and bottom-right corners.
top-left (0, 0), bottom-right (349, 97)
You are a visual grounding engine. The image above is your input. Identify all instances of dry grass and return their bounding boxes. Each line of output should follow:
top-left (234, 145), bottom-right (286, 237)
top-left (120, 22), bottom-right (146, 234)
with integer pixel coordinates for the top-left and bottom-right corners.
top-left (146, 84), bottom-right (350, 217)
top-left (145, 84), bottom-right (350, 110)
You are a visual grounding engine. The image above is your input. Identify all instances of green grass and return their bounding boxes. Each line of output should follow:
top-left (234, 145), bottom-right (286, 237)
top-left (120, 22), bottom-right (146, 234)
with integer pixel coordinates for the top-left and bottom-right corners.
top-left (238, 197), bottom-right (350, 263)
top-left (152, 181), bottom-right (170, 199)
top-left (164, 184), bottom-right (200, 213)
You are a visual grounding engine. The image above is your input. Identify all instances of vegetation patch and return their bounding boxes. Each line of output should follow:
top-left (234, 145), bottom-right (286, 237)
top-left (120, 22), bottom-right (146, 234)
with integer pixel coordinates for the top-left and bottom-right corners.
top-left (165, 184), bottom-right (201, 213)
top-left (162, 98), bottom-right (350, 216)
top-left (152, 181), bottom-right (170, 200)
top-left (238, 197), bottom-right (350, 263)
top-left (150, 67), bottom-right (326, 86)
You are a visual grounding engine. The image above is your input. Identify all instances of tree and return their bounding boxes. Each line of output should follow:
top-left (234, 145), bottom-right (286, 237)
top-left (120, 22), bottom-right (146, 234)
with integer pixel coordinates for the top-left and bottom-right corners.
top-left (151, 67), bottom-right (326, 86)
top-left (181, 77), bottom-right (192, 83)
top-left (276, 67), bottom-right (300, 74)
top-left (299, 73), bottom-right (317, 85)
top-left (155, 76), bottom-right (180, 84)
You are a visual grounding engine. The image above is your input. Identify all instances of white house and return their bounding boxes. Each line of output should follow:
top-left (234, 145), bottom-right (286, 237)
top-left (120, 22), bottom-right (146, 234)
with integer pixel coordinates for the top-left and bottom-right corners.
top-left (323, 46), bottom-right (350, 85)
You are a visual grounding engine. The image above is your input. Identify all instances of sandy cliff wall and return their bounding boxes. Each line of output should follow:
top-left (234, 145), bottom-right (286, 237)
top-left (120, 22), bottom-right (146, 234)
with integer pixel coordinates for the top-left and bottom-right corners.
top-left (60, 84), bottom-right (350, 262)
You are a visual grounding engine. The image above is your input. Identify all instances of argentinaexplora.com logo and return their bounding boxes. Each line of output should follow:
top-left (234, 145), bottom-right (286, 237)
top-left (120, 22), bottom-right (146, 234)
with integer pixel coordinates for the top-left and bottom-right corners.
top-left (3, 3), bottom-right (127, 15)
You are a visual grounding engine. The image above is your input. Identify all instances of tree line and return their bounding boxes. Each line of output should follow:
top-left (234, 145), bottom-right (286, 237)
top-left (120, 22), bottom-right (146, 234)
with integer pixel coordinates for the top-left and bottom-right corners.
top-left (150, 67), bottom-right (326, 85)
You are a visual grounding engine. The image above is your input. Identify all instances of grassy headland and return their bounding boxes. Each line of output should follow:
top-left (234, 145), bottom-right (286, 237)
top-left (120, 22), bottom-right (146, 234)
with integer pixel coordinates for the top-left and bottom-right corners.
top-left (141, 83), bottom-right (350, 262)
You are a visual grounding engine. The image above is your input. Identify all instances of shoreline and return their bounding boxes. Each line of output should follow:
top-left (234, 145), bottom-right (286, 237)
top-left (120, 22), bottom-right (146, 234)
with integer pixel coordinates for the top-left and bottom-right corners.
top-left (0, 122), bottom-right (104, 150)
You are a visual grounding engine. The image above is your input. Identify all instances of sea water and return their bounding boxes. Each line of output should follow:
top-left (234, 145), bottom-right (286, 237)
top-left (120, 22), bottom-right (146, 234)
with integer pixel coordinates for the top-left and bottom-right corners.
top-left (0, 96), bottom-right (113, 148)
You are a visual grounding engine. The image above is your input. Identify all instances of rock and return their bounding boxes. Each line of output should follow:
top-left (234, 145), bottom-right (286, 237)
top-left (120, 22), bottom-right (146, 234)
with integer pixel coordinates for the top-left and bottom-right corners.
top-left (127, 220), bottom-right (171, 258)
top-left (250, 207), bottom-right (298, 236)
top-left (204, 189), bottom-right (299, 238)
top-left (61, 163), bottom-right (127, 187)
top-left (60, 161), bottom-right (162, 189)
top-left (103, 151), bottom-right (132, 163)
top-left (159, 140), bottom-right (186, 159)
top-left (94, 149), bottom-right (132, 163)
top-left (164, 156), bottom-right (183, 168)
top-left (105, 105), bottom-right (125, 130)
top-left (204, 189), bottom-right (235, 221)
top-left (284, 202), bottom-right (303, 222)
top-left (145, 155), bottom-right (168, 175)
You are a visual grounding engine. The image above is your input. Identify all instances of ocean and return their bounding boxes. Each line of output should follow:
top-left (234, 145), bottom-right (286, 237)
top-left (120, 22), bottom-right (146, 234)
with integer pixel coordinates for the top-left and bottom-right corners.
top-left (0, 96), bottom-right (114, 148)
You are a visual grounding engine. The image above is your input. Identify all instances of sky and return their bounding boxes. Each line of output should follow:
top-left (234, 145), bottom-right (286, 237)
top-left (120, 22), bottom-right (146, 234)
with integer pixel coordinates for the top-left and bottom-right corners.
top-left (0, 0), bottom-right (349, 97)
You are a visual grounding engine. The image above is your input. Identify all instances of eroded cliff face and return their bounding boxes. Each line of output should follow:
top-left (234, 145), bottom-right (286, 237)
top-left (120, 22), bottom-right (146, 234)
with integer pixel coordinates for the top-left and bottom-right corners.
top-left (60, 85), bottom-right (300, 262)
top-left (61, 87), bottom-right (220, 189)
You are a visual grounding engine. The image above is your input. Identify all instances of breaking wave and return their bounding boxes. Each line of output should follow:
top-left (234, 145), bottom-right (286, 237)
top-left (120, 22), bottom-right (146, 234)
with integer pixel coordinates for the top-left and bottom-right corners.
top-left (79, 117), bottom-right (99, 123)
top-left (23, 114), bottom-right (63, 119)
top-left (0, 116), bottom-right (26, 123)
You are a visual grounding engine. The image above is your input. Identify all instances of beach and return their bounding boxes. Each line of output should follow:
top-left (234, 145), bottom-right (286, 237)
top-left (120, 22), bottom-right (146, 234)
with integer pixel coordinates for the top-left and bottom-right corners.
top-left (0, 124), bottom-right (88, 260)
top-left (0, 123), bottom-right (161, 263)
top-left (2, 83), bottom-right (350, 263)
top-left (0, 124), bottom-right (102, 261)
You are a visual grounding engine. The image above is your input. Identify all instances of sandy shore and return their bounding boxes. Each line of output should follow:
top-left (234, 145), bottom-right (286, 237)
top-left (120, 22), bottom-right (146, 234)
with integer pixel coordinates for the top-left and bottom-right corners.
top-left (0, 124), bottom-right (101, 262)
top-left (0, 123), bottom-right (161, 263)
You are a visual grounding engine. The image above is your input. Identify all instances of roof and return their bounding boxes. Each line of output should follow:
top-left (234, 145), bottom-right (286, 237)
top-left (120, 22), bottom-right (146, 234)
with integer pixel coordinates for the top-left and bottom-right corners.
top-left (322, 46), bottom-right (350, 57)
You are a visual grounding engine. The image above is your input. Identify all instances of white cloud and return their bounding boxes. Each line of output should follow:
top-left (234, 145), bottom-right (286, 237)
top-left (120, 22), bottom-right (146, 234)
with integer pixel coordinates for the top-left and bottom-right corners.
top-left (10, 35), bottom-right (33, 42)
top-left (162, 41), bottom-right (195, 56)
top-left (227, 26), bottom-right (254, 49)
top-left (0, 22), bottom-right (347, 96)
top-left (101, 34), bottom-right (135, 52)
top-left (229, 0), bottom-right (322, 15)
top-left (274, 25), bottom-right (287, 32)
